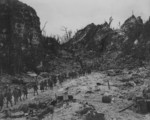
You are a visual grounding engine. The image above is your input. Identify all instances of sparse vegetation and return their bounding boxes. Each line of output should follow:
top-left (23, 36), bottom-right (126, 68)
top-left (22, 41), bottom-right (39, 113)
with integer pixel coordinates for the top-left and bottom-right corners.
top-left (1, 0), bottom-right (150, 120)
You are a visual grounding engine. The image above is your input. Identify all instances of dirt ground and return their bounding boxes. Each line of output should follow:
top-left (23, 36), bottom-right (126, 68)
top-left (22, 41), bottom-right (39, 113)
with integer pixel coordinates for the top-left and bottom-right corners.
top-left (1, 67), bottom-right (150, 120)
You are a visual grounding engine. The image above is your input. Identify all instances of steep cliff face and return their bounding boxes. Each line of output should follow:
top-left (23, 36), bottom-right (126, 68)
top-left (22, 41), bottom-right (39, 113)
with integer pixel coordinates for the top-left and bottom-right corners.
top-left (12, 0), bottom-right (41, 45)
top-left (0, 0), bottom-right (42, 74)
top-left (0, 0), bottom-right (41, 46)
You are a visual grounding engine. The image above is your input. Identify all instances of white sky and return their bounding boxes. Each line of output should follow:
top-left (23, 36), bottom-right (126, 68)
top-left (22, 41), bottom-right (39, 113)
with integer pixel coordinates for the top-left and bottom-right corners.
top-left (20, 0), bottom-right (150, 36)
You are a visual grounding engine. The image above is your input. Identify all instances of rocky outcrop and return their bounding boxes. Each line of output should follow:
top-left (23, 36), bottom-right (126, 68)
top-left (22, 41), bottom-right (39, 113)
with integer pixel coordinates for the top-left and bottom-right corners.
top-left (65, 22), bottom-right (113, 54)
top-left (0, 0), bottom-right (42, 73)
top-left (63, 15), bottom-right (150, 69)
top-left (143, 17), bottom-right (150, 39)
top-left (0, 0), bottom-right (41, 46)
top-left (121, 15), bottom-right (143, 49)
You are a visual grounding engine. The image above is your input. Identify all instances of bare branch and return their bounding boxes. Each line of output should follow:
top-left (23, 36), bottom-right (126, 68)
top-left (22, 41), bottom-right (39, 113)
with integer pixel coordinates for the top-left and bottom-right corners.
top-left (42, 21), bottom-right (48, 36)
top-left (61, 26), bottom-right (73, 43)
top-left (109, 16), bottom-right (113, 27)
top-left (42, 21), bottom-right (48, 32)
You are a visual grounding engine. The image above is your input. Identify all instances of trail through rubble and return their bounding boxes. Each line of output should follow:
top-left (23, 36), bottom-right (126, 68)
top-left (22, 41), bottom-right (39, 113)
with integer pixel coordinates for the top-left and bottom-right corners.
top-left (1, 67), bottom-right (150, 120)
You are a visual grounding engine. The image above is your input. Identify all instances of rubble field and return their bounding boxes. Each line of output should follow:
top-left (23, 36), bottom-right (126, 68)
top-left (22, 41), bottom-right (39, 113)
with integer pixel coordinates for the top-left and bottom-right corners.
top-left (1, 67), bottom-right (150, 120)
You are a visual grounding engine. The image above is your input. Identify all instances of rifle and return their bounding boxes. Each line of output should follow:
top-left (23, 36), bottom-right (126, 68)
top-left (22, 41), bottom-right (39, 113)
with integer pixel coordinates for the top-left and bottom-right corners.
top-left (119, 103), bottom-right (134, 112)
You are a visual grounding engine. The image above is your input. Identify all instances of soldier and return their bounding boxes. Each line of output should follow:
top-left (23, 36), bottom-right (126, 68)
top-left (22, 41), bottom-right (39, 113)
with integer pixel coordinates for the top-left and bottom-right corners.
top-left (17, 86), bottom-right (22, 101)
top-left (43, 80), bottom-right (48, 90)
top-left (78, 69), bottom-right (82, 77)
top-left (69, 71), bottom-right (76, 79)
top-left (33, 83), bottom-right (38, 96)
top-left (48, 79), bottom-right (53, 89)
top-left (68, 72), bottom-right (72, 79)
top-left (61, 73), bottom-right (66, 83)
top-left (51, 75), bottom-right (57, 86)
top-left (40, 81), bottom-right (44, 92)
top-left (12, 88), bottom-right (19, 105)
top-left (86, 67), bottom-right (91, 74)
top-left (5, 88), bottom-right (13, 107)
top-left (0, 92), bottom-right (4, 111)
top-left (73, 71), bottom-right (77, 78)
top-left (58, 74), bottom-right (62, 86)
top-left (22, 85), bottom-right (28, 99)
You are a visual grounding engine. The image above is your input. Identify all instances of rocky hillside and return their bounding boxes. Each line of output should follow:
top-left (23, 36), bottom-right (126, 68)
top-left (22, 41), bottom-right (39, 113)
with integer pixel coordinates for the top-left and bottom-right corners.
top-left (0, 0), bottom-right (42, 74)
top-left (65, 22), bottom-right (112, 53)
top-left (63, 15), bottom-right (150, 70)
top-left (0, 0), bottom-right (150, 75)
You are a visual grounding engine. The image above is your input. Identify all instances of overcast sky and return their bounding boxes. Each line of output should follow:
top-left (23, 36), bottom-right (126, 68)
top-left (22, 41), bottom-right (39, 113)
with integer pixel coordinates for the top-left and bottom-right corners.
top-left (20, 0), bottom-right (150, 36)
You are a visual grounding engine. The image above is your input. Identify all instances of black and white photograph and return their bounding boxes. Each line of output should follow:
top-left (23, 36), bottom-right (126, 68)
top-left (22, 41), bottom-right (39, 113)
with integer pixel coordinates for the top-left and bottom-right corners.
top-left (0, 0), bottom-right (150, 119)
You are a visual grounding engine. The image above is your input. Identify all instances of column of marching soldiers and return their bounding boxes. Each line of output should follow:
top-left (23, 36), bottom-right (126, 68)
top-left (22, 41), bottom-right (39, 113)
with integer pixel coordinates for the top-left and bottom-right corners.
top-left (0, 68), bottom-right (92, 111)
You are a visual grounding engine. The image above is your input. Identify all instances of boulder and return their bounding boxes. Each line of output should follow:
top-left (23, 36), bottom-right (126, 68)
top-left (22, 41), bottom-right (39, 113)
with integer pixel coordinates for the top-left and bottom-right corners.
top-left (102, 95), bottom-right (112, 103)
top-left (84, 111), bottom-right (105, 120)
